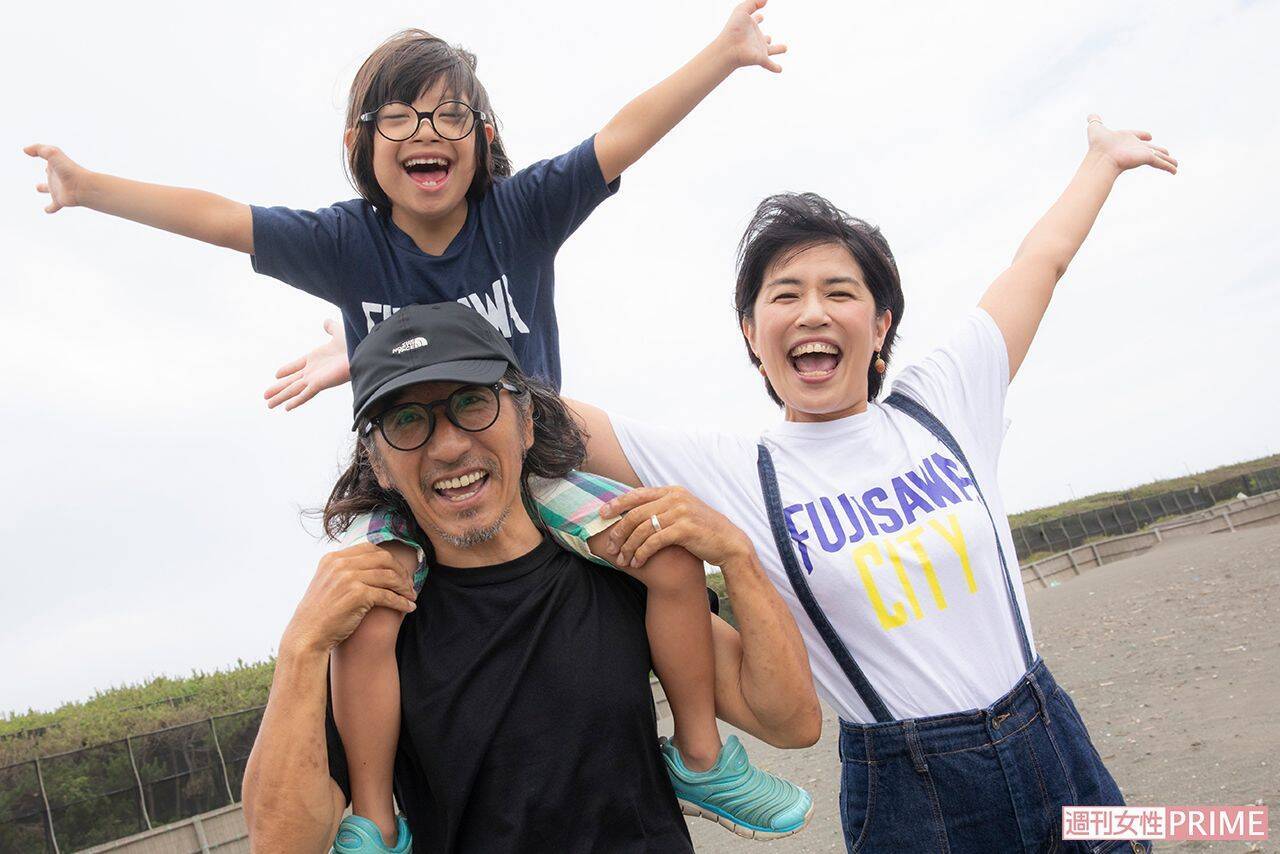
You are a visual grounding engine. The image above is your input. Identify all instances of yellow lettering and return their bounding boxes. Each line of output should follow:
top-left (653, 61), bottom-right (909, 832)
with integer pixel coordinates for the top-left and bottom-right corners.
top-left (882, 539), bottom-right (924, 620)
top-left (897, 525), bottom-right (947, 611)
top-left (853, 542), bottom-right (909, 630)
top-left (929, 514), bottom-right (977, 593)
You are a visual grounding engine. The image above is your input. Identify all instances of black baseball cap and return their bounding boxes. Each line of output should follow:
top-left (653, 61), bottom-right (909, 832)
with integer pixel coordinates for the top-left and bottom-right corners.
top-left (349, 303), bottom-right (521, 429)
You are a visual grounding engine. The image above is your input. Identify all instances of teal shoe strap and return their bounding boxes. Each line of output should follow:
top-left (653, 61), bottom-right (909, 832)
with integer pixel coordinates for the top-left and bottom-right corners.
top-left (332, 814), bottom-right (412, 853)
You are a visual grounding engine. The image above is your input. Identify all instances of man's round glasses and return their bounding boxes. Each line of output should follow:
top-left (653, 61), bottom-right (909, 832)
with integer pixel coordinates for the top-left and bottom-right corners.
top-left (359, 100), bottom-right (486, 142)
top-left (366, 382), bottom-right (519, 451)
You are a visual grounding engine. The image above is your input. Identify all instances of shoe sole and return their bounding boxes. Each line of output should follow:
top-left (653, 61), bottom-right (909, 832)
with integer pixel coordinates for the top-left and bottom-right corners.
top-left (676, 797), bottom-right (816, 841)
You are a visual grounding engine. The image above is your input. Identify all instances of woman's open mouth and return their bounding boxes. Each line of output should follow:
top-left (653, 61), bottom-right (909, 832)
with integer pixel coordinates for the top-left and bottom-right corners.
top-left (432, 468), bottom-right (489, 503)
top-left (788, 341), bottom-right (842, 381)
top-left (402, 156), bottom-right (451, 190)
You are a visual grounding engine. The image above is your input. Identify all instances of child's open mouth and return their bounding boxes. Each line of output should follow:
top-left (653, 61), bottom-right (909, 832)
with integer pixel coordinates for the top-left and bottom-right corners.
top-left (403, 156), bottom-right (451, 189)
top-left (788, 340), bottom-right (843, 380)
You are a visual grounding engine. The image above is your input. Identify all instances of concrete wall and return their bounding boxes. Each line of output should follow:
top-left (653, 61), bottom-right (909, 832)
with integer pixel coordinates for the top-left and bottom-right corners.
top-left (79, 805), bottom-right (247, 854)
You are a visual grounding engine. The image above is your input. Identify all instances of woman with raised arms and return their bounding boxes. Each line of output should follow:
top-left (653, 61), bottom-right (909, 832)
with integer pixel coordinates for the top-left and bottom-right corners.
top-left (574, 115), bottom-right (1174, 853)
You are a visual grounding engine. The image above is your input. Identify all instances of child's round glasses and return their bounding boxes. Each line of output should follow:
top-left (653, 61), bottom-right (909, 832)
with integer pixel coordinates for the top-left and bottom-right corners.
top-left (359, 100), bottom-right (486, 142)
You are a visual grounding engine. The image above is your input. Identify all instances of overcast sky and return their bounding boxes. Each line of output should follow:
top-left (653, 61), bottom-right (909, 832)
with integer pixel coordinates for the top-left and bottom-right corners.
top-left (2, 0), bottom-right (1277, 716)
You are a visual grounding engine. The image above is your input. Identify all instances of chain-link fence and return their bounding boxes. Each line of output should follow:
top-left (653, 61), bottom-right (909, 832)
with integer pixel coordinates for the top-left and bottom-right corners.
top-left (1010, 466), bottom-right (1280, 560)
top-left (0, 708), bottom-right (264, 853)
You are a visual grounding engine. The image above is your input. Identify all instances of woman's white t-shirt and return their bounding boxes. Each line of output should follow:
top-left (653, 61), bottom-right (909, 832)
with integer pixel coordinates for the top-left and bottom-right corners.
top-left (611, 309), bottom-right (1036, 723)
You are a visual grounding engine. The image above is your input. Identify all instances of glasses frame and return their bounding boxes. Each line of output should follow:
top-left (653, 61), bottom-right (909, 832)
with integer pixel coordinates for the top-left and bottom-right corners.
top-left (359, 99), bottom-right (488, 142)
top-left (365, 381), bottom-right (520, 451)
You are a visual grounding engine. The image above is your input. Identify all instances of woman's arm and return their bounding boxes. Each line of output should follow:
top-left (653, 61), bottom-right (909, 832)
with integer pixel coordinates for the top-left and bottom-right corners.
top-left (565, 397), bottom-right (644, 487)
top-left (242, 543), bottom-right (417, 850)
top-left (978, 115), bottom-right (1177, 380)
top-left (24, 144), bottom-right (254, 252)
top-left (599, 486), bottom-right (821, 747)
top-left (593, 0), bottom-right (786, 184)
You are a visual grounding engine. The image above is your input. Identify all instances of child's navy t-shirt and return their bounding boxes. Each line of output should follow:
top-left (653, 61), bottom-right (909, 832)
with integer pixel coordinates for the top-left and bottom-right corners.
top-left (249, 135), bottom-right (618, 390)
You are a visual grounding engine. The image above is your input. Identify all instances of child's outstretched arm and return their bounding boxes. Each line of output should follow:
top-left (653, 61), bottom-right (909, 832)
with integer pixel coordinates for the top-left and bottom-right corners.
top-left (24, 144), bottom-right (253, 253)
top-left (978, 115), bottom-right (1177, 380)
top-left (593, 0), bottom-right (787, 184)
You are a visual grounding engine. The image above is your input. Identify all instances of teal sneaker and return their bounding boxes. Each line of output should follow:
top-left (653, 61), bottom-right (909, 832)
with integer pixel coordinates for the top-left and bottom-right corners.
top-left (331, 814), bottom-right (412, 853)
top-left (660, 735), bottom-right (814, 840)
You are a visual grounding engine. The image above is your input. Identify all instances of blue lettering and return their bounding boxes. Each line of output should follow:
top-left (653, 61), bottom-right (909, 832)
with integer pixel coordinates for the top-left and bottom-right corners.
top-left (783, 504), bottom-right (815, 574)
top-left (837, 494), bottom-right (867, 543)
top-left (891, 476), bottom-right (933, 525)
top-left (906, 458), bottom-right (960, 508)
top-left (933, 453), bottom-right (975, 500)
top-left (862, 487), bottom-right (903, 533)
top-left (806, 498), bottom-right (846, 553)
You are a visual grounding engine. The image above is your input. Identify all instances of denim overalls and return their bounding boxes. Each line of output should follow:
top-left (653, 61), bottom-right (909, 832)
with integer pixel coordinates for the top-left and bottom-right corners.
top-left (756, 392), bottom-right (1150, 854)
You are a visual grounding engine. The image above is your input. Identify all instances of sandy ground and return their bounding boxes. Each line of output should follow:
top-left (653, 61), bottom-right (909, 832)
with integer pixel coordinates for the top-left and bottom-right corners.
top-left (660, 522), bottom-right (1279, 853)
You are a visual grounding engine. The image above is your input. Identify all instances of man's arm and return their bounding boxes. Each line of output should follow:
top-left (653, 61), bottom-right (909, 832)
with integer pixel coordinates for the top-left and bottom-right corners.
top-left (599, 486), bottom-right (821, 747)
top-left (592, 0), bottom-right (786, 184)
top-left (978, 115), bottom-right (1176, 380)
top-left (241, 543), bottom-right (417, 850)
top-left (24, 144), bottom-right (253, 252)
top-left (241, 646), bottom-right (347, 851)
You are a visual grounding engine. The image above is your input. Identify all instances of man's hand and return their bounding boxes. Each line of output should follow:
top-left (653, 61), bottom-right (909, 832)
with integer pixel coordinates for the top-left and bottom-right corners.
top-left (600, 485), bottom-right (752, 569)
top-left (280, 542), bottom-right (417, 657)
top-left (716, 0), bottom-right (787, 74)
top-left (1086, 114), bottom-right (1178, 175)
top-left (25, 144), bottom-right (89, 213)
top-left (265, 318), bottom-right (352, 411)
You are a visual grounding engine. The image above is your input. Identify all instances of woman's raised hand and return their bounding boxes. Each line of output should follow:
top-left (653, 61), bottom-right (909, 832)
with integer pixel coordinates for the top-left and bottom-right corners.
top-left (1086, 114), bottom-right (1178, 175)
top-left (264, 317), bottom-right (352, 411)
top-left (24, 144), bottom-right (88, 213)
top-left (600, 485), bottom-right (754, 569)
top-left (718, 0), bottom-right (788, 74)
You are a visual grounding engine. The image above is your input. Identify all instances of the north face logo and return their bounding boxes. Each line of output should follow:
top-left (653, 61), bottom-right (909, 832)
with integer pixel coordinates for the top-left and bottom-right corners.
top-left (392, 336), bottom-right (428, 355)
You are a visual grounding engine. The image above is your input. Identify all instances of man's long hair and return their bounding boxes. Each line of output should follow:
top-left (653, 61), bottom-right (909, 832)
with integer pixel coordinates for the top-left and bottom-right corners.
top-left (321, 367), bottom-right (586, 551)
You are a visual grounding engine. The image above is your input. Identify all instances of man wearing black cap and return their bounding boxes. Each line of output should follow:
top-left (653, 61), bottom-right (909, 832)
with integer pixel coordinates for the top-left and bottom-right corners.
top-left (242, 303), bottom-right (820, 852)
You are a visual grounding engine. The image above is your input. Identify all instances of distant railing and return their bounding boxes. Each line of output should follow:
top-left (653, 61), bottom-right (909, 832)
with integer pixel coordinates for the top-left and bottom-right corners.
top-left (1018, 489), bottom-right (1280, 589)
top-left (0, 707), bottom-right (264, 853)
top-left (1009, 466), bottom-right (1280, 560)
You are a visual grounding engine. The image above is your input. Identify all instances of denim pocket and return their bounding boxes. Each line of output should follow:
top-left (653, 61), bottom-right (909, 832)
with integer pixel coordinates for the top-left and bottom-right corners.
top-left (1051, 687), bottom-right (1124, 801)
top-left (840, 759), bottom-right (877, 854)
top-left (1050, 687), bottom-right (1137, 854)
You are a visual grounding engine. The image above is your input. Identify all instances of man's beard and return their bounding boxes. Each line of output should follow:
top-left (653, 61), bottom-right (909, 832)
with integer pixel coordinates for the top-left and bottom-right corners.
top-left (427, 500), bottom-right (513, 549)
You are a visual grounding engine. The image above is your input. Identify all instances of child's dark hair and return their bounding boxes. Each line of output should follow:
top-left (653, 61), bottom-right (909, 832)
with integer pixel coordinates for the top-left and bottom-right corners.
top-left (735, 192), bottom-right (905, 405)
top-left (345, 30), bottom-right (512, 211)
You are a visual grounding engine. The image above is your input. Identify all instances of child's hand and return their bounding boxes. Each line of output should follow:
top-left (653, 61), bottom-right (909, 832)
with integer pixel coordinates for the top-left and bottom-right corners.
top-left (25, 144), bottom-right (89, 213)
top-left (265, 318), bottom-right (352, 411)
top-left (717, 0), bottom-right (787, 73)
top-left (1086, 114), bottom-right (1178, 175)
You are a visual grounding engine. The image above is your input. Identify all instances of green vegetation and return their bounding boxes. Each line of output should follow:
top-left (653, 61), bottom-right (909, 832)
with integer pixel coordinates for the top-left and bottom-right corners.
top-left (1008, 454), bottom-right (1280, 528)
top-left (0, 660), bottom-right (273, 768)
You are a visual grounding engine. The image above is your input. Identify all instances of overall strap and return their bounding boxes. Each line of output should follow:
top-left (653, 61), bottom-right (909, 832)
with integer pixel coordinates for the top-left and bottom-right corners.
top-left (756, 443), bottom-right (894, 723)
top-left (883, 391), bottom-right (1035, 669)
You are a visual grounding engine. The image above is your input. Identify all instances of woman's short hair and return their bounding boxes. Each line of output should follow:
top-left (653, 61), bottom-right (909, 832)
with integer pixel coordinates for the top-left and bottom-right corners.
top-left (734, 192), bottom-right (905, 405)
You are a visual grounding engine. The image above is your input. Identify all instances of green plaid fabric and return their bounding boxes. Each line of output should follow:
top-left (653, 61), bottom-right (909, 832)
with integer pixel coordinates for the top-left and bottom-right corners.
top-left (341, 470), bottom-right (633, 589)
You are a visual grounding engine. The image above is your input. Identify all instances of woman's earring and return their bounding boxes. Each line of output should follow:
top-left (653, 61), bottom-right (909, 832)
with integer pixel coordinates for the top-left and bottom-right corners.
top-left (758, 363), bottom-right (768, 377)
top-left (874, 351), bottom-right (886, 374)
